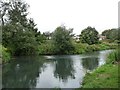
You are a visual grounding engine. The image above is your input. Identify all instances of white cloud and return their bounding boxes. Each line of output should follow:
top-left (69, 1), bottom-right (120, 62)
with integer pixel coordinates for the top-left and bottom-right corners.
top-left (25, 0), bottom-right (119, 34)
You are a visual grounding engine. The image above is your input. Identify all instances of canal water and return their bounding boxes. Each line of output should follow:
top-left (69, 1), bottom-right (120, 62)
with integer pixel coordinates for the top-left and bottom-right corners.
top-left (2, 50), bottom-right (112, 88)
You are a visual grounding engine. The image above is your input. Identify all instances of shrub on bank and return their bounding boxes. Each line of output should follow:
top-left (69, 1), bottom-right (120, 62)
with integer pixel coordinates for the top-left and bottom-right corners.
top-left (85, 44), bottom-right (100, 52)
top-left (73, 43), bottom-right (87, 54)
top-left (0, 45), bottom-right (11, 63)
top-left (38, 41), bottom-right (117, 55)
top-left (73, 42), bottom-right (116, 54)
top-left (100, 42), bottom-right (117, 49)
top-left (38, 42), bottom-right (54, 55)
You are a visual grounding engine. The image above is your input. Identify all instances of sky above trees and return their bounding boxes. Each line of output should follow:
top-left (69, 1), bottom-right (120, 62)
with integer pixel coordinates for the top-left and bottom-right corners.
top-left (25, 0), bottom-right (119, 34)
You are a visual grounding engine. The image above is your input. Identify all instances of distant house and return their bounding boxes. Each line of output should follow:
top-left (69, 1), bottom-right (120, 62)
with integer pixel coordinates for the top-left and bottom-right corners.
top-left (43, 31), bottom-right (52, 40)
top-left (73, 35), bottom-right (80, 42)
top-left (98, 35), bottom-right (106, 40)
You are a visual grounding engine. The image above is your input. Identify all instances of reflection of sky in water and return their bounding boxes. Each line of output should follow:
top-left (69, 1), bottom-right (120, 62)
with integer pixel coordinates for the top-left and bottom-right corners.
top-left (2, 50), bottom-right (113, 88)
top-left (36, 58), bottom-right (85, 88)
top-left (98, 50), bottom-right (113, 66)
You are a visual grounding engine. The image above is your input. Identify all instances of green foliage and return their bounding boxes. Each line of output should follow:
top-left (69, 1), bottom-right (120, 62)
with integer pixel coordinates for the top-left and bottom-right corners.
top-left (99, 42), bottom-right (117, 49)
top-left (73, 42), bottom-right (116, 54)
top-left (80, 26), bottom-right (99, 45)
top-left (38, 40), bottom-right (54, 55)
top-left (82, 64), bottom-right (118, 88)
top-left (106, 50), bottom-right (119, 64)
top-left (52, 25), bottom-right (75, 54)
top-left (14, 30), bottom-right (39, 55)
top-left (81, 50), bottom-right (119, 88)
top-left (2, 0), bottom-right (43, 55)
top-left (38, 40), bottom-right (117, 55)
top-left (73, 43), bottom-right (87, 54)
top-left (102, 28), bottom-right (118, 42)
top-left (0, 45), bottom-right (11, 63)
top-left (98, 43), bottom-right (110, 50)
top-left (1, 0), bottom-right (118, 57)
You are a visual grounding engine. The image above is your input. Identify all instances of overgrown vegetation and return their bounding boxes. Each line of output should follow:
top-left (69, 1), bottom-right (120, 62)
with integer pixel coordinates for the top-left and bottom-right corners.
top-left (0, 45), bottom-right (11, 63)
top-left (81, 50), bottom-right (119, 88)
top-left (1, 0), bottom-right (119, 63)
top-left (38, 40), bottom-right (54, 55)
top-left (102, 28), bottom-right (118, 42)
top-left (1, 0), bottom-right (45, 56)
top-left (73, 42), bottom-right (117, 54)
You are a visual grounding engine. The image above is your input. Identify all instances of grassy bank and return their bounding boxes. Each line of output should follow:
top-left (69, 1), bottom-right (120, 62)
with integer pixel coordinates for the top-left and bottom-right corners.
top-left (0, 45), bottom-right (11, 63)
top-left (81, 50), bottom-right (119, 88)
top-left (38, 40), bottom-right (117, 55)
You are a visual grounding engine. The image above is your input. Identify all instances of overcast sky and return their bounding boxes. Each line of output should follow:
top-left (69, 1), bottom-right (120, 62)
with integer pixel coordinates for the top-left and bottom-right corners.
top-left (25, 0), bottom-right (119, 35)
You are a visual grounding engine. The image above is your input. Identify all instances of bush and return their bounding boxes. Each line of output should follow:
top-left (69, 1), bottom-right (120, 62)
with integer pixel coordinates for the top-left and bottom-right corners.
top-left (38, 41), bottom-right (54, 55)
top-left (0, 45), bottom-right (11, 63)
top-left (72, 42), bottom-right (116, 54)
top-left (74, 43), bottom-right (87, 54)
top-left (86, 44), bottom-right (100, 52)
top-left (98, 43), bottom-right (110, 50)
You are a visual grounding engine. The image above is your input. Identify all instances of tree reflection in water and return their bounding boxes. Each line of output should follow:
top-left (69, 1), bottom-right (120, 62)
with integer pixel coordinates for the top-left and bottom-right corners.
top-left (2, 56), bottom-right (46, 88)
top-left (2, 50), bottom-right (111, 88)
top-left (53, 57), bottom-right (75, 83)
top-left (81, 57), bottom-right (99, 71)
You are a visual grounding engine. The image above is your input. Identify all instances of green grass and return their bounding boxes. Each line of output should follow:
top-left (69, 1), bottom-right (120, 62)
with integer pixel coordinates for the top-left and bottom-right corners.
top-left (81, 51), bottom-right (119, 88)
top-left (82, 64), bottom-right (118, 88)
top-left (106, 50), bottom-right (119, 64)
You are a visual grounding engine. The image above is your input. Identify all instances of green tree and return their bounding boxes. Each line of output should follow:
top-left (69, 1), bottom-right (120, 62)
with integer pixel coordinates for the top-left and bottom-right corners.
top-left (80, 26), bottom-right (99, 45)
top-left (2, 0), bottom-right (39, 55)
top-left (102, 29), bottom-right (118, 41)
top-left (52, 25), bottom-right (74, 54)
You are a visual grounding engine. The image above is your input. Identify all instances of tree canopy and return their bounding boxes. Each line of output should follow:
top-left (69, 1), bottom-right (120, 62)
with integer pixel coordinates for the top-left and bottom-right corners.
top-left (102, 29), bottom-right (118, 41)
top-left (52, 25), bottom-right (74, 54)
top-left (1, 0), bottom-right (43, 55)
top-left (80, 26), bottom-right (99, 45)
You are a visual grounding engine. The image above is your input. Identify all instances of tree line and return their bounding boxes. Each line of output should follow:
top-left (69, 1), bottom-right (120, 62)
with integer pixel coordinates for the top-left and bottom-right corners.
top-left (1, 0), bottom-right (119, 56)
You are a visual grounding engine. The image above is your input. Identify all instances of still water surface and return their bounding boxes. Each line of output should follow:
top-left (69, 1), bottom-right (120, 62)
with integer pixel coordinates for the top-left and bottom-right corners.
top-left (2, 50), bottom-right (112, 88)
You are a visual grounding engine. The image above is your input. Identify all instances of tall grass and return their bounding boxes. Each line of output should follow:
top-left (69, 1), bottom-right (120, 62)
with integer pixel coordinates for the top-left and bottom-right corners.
top-left (106, 49), bottom-right (119, 64)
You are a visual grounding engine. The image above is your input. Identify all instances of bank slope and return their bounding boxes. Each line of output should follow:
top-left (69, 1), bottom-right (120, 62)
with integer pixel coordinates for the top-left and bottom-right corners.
top-left (81, 51), bottom-right (119, 88)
